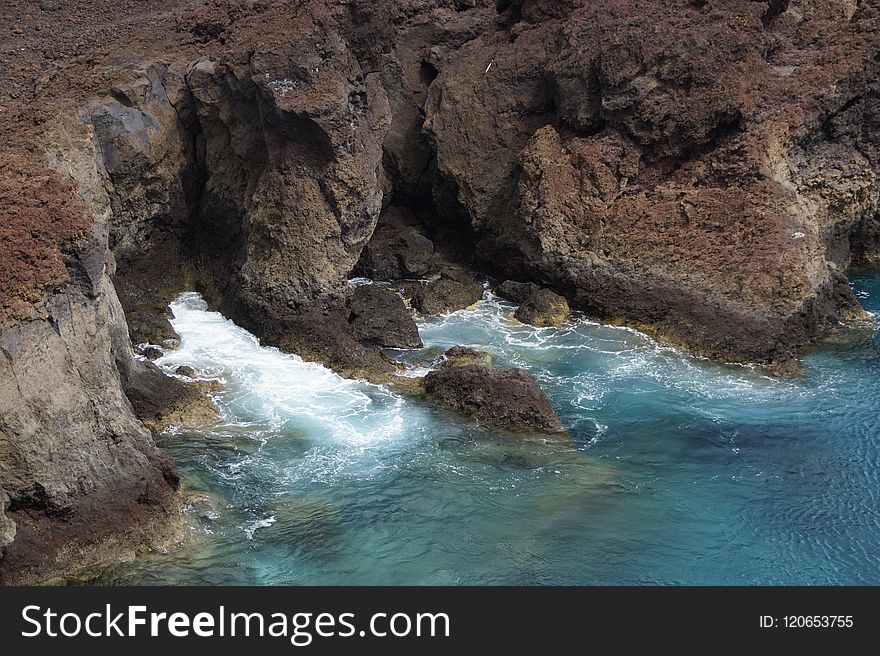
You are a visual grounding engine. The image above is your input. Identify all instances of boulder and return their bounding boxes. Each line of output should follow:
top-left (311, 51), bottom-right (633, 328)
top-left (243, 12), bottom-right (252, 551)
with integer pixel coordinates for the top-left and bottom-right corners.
top-left (175, 365), bottom-right (198, 378)
top-left (411, 270), bottom-right (484, 315)
top-left (347, 285), bottom-right (422, 349)
top-left (354, 206), bottom-right (436, 280)
top-left (514, 288), bottom-right (570, 327)
top-left (139, 345), bottom-right (164, 360)
top-left (442, 345), bottom-right (492, 368)
top-left (422, 364), bottom-right (564, 434)
top-left (496, 280), bottom-right (541, 304)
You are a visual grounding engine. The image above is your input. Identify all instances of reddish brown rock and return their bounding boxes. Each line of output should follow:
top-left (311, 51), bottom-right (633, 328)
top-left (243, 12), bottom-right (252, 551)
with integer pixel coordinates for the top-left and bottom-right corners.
top-left (423, 364), bottom-right (564, 434)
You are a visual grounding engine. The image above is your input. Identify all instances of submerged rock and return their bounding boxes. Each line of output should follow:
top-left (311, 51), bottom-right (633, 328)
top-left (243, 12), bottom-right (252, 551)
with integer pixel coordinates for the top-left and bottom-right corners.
top-left (347, 285), bottom-right (422, 349)
top-left (422, 364), bottom-right (564, 434)
top-left (514, 288), bottom-right (570, 327)
top-left (183, 491), bottom-right (224, 524)
top-left (442, 345), bottom-right (492, 368)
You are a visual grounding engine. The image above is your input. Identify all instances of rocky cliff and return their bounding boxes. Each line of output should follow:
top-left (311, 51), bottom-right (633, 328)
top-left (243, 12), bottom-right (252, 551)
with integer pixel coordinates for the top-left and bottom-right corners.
top-left (1, 0), bottom-right (879, 581)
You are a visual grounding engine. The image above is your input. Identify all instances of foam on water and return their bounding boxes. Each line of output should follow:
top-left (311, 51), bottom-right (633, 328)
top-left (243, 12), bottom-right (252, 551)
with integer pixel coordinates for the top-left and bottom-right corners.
top-left (89, 277), bottom-right (880, 585)
top-left (157, 293), bottom-right (407, 447)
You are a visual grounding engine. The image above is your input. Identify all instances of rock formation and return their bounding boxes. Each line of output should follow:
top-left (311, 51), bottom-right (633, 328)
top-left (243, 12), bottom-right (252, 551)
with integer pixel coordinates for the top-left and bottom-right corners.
top-left (515, 288), bottom-right (571, 327)
top-left (442, 345), bottom-right (493, 368)
top-left (2, 0), bottom-right (880, 580)
top-left (425, 0), bottom-right (880, 363)
top-left (347, 285), bottom-right (423, 349)
top-left (423, 364), bottom-right (565, 434)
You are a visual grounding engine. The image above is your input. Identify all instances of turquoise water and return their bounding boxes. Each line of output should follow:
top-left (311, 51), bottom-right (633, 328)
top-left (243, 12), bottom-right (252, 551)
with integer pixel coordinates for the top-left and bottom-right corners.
top-left (98, 274), bottom-right (880, 585)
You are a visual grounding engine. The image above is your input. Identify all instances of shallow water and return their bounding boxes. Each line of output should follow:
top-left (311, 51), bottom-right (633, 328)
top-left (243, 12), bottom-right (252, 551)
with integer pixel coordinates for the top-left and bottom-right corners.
top-left (93, 273), bottom-right (880, 585)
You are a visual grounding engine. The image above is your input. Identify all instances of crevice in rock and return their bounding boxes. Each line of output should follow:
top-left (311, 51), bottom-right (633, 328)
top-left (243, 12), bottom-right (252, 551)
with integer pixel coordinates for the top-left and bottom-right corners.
top-left (419, 61), bottom-right (439, 86)
top-left (760, 0), bottom-right (790, 26)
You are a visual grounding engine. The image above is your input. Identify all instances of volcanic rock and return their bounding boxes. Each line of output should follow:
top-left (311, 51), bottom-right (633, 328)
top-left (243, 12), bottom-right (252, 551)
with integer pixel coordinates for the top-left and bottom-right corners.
top-left (514, 288), bottom-right (570, 327)
top-left (441, 345), bottom-right (492, 368)
top-left (347, 285), bottom-right (423, 349)
top-left (411, 270), bottom-right (484, 315)
top-left (422, 364), bottom-right (564, 434)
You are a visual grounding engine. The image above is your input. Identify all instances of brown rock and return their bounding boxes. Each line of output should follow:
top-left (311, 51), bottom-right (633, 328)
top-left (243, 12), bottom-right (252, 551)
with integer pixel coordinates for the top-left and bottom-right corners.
top-left (347, 285), bottom-right (422, 349)
top-left (122, 360), bottom-right (218, 433)
top-left (422, 364), bottom-right (564, 434)
top-left (139, 345), bottom-right (164, 360)
top-left (175, 365), bottom-right (198, 378)
top-left (424, 0), bottom-right (880, 364)
top-left (411, 273), bottom-right (484, 315)
top-left (354, 206), bottom-right (436, 280)
top-left (514, 288), bottom-right (570, 327)
top-left (441, 345), bottom-right (492, 368)
top-left (496, 280), bottom-right (541, 304)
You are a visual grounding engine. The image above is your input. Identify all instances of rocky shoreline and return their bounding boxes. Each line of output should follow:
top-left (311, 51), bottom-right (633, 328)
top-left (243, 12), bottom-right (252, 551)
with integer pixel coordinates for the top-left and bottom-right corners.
top-left (2, 0), bottom-right (880, 582)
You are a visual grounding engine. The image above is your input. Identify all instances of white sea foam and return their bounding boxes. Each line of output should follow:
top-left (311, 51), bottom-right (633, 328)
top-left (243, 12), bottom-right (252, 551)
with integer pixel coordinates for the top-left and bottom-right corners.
top-left (244, 515), bottom-right (276, 540)
top-left (156, 293), bottom-right (407, 446)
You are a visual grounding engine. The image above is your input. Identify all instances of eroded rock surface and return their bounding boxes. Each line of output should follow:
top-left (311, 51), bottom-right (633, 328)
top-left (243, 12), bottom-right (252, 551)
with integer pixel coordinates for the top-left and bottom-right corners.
top-left (515, 288), bottom-right (570, 327)
top-left (425, 0), bottom-right (880, 363)
top-left (3, 0), bottom-right (880, 581)
top-left (0, 261), bottom-right (180, 584)
top-left (348, 285), bottom-right (423, 349)
top-left (423, 364), bottom-right (564, 434)
top-left (442, 345), bottom-right (493, 368)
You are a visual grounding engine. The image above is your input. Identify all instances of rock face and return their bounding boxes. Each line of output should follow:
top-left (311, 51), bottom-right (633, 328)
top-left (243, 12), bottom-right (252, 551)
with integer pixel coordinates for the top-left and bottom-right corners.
top-left (514, 288), bottom-right (570, 327)
top-left (0, 261), bottom-right (180, 584)
top-left (347, 285), bottom-right (423, 349)
top-left (3, 0), bottom-right (880, 581)
top-left (424, 0), bottom-right (880, 363)
top-left (423, 364), bottom-right (564, 434)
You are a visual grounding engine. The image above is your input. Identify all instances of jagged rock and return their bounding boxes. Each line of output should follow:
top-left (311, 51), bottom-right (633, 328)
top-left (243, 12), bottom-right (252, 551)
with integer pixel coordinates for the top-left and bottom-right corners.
top-left (121, 360), bottom-right (218, 433)
top-left (354, 206), bottom-right (436, 280)
top-left (496, 280), bottom-right (541, 304)
top-left (278, 302), bottom-right (400, 384)
top-left (422, 364), bottom-right (564, 434)
top-left (3, 0), bottom-right (880, 584)
top-left (348, 285), bottom-right (422, 349)
top-left (514, 288), bottom-right (570, 327)
top-left (139, 345), bottom-right (164, 360)
top-left (175, 365), bottom-right (198, 378)
top-left (0, 264), bottom-right (180, 584)
top-left (442, 345), bottom-right (492, 368)
top-left (411, 270), bottom-right (484, 315)
top-left (424, 0), bottom-right (880, 363)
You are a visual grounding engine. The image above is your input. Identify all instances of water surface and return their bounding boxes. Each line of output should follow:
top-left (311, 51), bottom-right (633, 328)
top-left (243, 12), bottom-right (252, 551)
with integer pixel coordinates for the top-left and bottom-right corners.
top-left (95, 273), bottom-right (880, 584)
